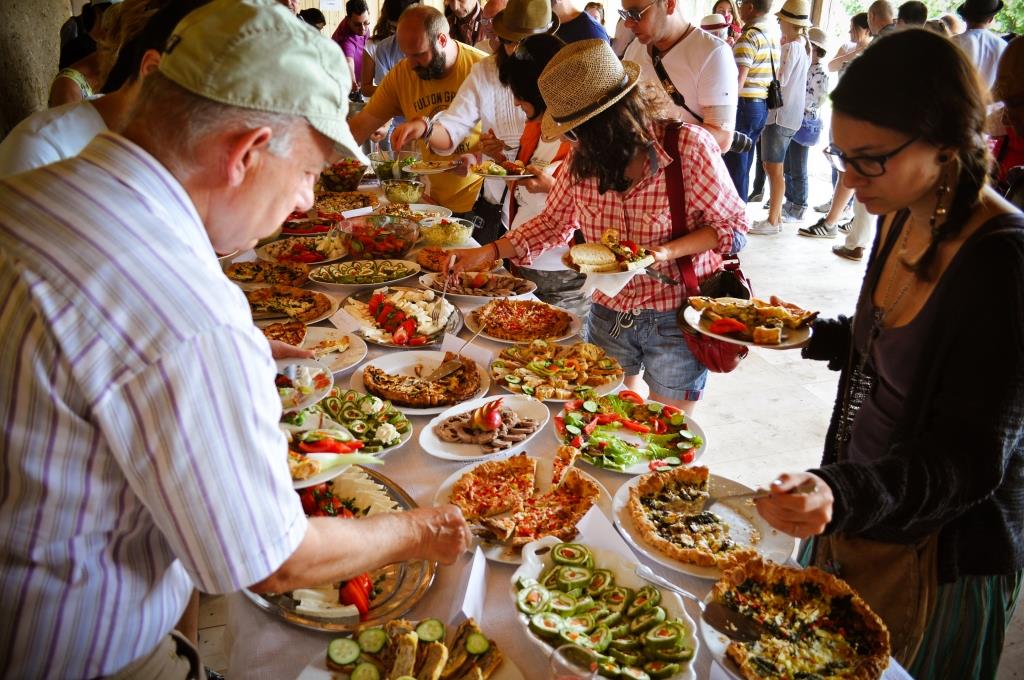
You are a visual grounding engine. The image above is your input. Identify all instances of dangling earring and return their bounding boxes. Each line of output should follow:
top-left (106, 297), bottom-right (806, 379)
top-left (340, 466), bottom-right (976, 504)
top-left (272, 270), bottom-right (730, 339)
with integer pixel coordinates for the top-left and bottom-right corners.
top-left (900, 169), bottom-right (953, 269)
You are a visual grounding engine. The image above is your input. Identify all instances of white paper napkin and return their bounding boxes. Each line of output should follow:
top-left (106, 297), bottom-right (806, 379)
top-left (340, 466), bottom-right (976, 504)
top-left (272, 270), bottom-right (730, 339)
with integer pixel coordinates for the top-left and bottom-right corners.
top-left (448, 546), bottom-right (488, 625)
top-left (579, 269), bottom-right (645, 298)
top-left (329, 307), bottom-right (362, 333)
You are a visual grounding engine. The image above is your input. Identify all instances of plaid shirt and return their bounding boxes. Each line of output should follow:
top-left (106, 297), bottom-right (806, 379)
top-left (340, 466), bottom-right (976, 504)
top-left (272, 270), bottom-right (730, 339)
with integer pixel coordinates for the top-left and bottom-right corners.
top-left (506, 123), bottom-right (748, 313)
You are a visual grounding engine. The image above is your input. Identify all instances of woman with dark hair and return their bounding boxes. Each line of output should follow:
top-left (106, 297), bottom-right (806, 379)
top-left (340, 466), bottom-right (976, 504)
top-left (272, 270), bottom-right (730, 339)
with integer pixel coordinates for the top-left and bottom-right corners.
top-left (712, 0), bottom-right (741, 44)
top-left (447, 39), bottom-right (748, 412)
top-left (756, 29), bottom-right (1024, 678)
top-left (496, 33), bottom-right (567, 227)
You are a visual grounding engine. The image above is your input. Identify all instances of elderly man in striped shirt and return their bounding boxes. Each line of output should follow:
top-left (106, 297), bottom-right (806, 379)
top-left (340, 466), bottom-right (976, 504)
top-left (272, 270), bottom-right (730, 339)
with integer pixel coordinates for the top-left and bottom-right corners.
top-left (0, 2), bottom-right (471, 678)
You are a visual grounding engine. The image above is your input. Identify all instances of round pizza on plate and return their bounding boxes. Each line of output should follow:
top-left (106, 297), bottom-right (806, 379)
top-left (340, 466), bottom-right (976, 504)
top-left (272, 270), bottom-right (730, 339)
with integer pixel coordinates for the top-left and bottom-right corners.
top-left (469, 299), bottom-right (574, 343)
top-left (246, 285), bottom-right (334, 324)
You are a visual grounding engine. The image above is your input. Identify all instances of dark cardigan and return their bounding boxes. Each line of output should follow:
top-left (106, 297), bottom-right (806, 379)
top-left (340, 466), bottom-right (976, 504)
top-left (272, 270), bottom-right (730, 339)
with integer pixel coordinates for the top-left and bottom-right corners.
top-left (803, 211), bottom-right (1024, 584)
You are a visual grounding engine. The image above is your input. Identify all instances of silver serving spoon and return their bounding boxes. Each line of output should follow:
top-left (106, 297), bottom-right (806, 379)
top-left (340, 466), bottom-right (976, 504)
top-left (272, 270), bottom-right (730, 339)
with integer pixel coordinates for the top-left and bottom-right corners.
top-left (634, 564), bottom-right (768, 643)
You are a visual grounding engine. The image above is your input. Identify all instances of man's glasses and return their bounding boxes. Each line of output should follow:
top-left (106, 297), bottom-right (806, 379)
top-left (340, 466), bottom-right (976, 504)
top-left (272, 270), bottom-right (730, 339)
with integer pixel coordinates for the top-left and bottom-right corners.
top-left (823, 136), bottom-right (918, 177)
top-left (617, 0), bottom-right (658, 23)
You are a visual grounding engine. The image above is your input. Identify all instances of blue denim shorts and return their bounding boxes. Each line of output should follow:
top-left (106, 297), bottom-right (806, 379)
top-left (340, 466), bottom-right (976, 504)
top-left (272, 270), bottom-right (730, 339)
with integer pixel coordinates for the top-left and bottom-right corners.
top-left (587, 304), bottom-right (708, 401)
top-left (760, 123), bottom-right (797, 164)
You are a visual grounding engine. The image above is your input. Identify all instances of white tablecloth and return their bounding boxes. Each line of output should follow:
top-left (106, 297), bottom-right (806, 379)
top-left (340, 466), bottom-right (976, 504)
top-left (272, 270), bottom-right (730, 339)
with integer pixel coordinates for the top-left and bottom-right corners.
top-left (223, 230), bottom-right (912, 680)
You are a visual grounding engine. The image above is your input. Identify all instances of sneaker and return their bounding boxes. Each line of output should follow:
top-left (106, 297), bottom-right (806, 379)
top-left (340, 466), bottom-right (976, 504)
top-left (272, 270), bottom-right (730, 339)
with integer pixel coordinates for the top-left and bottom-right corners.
top-left (832, 245), bottom-right (864, 261)
top-left (837, 219), bottom-right (853, 234)
top-left (813, 201), bottom-right (832, 213)
top-left (781, 211), bottom-right (804, 224)
top-left (797, 218), bottom-right (837, 238)
top-left (748, 190), bottom-right (764, 203)
top-left (749, 219), bottom-right (780, 235)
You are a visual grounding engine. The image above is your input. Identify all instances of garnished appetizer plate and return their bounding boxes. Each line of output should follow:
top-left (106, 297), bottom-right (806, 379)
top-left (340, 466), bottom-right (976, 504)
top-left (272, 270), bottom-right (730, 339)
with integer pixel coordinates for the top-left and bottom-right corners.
top-left (309, 259), bottom-right (420, 288)
top-left (342, 287), bottom-right (462, 348)
top-left (419, 272), bottom-right (537, 303)
top-left (420, 395), bottom-right (549, 462)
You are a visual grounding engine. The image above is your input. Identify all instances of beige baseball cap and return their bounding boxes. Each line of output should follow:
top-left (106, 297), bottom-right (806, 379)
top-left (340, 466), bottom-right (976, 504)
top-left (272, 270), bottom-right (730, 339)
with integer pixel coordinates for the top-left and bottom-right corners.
top-left (159, 0), bottom-right (367, 163)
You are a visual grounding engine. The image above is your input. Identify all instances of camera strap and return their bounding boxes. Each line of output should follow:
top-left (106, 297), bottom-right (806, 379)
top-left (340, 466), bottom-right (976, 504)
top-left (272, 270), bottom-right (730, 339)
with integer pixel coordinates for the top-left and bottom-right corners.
top-left (748, 27), bottom-right (779, 84)
top-left (648, 27), bottom-right (705, 125)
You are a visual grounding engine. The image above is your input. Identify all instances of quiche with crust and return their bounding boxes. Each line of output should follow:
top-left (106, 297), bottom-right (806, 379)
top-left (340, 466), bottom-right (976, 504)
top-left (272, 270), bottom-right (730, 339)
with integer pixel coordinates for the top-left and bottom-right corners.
top-left (261, 320), bottom-right (308, 346)
top-left (628, 465), bottom-right (757, 569)
top-left (362, 352), bottom-right (480, 408)
top-left (225, 260), bottom-right (309, 287)
top-left (712, 557), bottom-right (890, 680)
top-left (245, 286), bottom-right (333, 324)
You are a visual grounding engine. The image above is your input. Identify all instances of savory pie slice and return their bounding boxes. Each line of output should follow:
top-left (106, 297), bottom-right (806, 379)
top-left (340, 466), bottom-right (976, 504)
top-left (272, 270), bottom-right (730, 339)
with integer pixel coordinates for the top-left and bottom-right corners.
top-left (449, 453), bottom-right (537, 520)
top-left (245, 285), bottom-right (333, 324)
top-left (551, 445), bottom-right (581, 486)
top-left (225, 260), bottom-right (309, 287)
top-left (482, 467), bottom-right (599, 546)
top-left (262, 320), bottom-right (308, 346)
top-left (628, 466), bottom-right (756, 569)
top-left (288, 450), bottom-right (320, 481)
top-left (712, 558), bottom-right (891, 680)
top-left (308, 334), bottom-right (350, 357)
top-left (362, 353), bottom-right (480, 408)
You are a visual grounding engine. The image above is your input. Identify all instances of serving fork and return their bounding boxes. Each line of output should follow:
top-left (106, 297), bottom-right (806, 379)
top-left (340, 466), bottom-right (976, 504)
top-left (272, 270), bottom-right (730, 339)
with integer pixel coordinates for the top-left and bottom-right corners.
top-left (430, 254), bottom-right (457, 324)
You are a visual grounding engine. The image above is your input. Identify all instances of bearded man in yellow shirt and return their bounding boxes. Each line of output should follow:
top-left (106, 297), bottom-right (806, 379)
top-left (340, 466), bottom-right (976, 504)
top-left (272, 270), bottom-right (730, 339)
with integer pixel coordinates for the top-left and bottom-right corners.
top-left (349, 5), bottom-right (486, 215)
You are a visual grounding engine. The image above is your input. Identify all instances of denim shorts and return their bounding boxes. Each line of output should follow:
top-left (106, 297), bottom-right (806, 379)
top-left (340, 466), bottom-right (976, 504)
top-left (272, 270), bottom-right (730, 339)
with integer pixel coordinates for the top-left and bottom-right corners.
top-left (588, 304), bottom-right (707, 401)
top-left (760, 123), bottom-right (797, 164)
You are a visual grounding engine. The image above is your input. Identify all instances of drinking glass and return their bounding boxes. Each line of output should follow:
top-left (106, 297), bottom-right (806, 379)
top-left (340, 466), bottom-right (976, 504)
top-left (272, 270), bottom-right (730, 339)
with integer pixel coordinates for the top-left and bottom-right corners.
top-left (548, 643), bottom-right (598, 680)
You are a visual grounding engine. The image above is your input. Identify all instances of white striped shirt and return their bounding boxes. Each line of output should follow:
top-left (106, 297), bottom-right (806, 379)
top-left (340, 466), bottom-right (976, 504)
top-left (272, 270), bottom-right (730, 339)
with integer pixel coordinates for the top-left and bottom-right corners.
top-left (0, 133), bottom-right (308, 678)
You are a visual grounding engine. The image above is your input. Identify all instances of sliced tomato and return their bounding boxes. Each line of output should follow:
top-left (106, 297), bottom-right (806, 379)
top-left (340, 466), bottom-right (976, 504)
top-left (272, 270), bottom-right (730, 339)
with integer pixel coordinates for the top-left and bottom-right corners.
top-left (660, 405), bottom-right (682, 417)
top-left (583, 416), bottom-right (601, 435)
top-left (708, 318), bottom-right (749, 335)
top-left (652, 418), bottom-right (668, 435)
top-left (681, 450), bottom-right (696, 464)
top-left (368, 294), bottom-right (383, 316)
top-left (400, 318), bottom-right (417, 335)
top-left (620, 239), bottom-right (639, 255)
top-left (596, 414), bottom-right (619, 425)
top-left (299, 438), bottom-right (349, 454)
top-left (408, 335), bottom-right (429, 346)
top-left (566, 399), bottom-right (584, 411)
top-left (554, 415), bottom-right (566, 436)
top-left (313, 373), bottom-right (331, 390)
top-left (618, 390), bottom-right (645, 404)
top-left (569, 434), bottom-right (583, 448)
top-left (339, 579), bottom-right (371, 615)
top-left (620, 419), bottom-right (652, 434)
top-left (391, 326), bottom-right (410, 345)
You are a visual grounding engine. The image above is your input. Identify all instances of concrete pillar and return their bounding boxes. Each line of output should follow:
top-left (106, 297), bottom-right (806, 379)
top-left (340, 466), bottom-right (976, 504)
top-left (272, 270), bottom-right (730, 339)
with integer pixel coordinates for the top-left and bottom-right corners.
top-left (0, 0), bottom-right (69, 137)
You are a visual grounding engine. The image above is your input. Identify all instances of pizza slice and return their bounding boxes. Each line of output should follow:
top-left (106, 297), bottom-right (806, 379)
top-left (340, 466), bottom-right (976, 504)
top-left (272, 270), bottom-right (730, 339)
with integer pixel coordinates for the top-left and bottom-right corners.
top-left (246, 285), bottom-right (332, 324)
top-left (498, 467), bottom-right (600, 546)
top-left (551, 445), bottom-right (581, 486)
top-left (449, 453), bottom-right (537, 520)
top-left (262, 320), bottom-right (308, 346)
top-left (308, 334), bottom-right (350, 358)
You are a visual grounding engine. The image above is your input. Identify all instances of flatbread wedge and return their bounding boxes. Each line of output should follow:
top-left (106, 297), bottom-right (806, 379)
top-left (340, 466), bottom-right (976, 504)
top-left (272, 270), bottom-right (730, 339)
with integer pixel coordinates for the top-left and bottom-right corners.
top-left (245, 285), bottom-right (332, 324)
top-left (481, 467), bottom-right (599, 546)
top-left (449, 453), bottom-right (537, 520)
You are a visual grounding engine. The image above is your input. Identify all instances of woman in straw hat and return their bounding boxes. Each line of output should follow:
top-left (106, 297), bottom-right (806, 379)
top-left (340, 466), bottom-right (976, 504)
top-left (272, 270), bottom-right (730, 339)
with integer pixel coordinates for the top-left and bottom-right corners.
top-left (756, 29), bottom-right (1024, 677)
top-left (447, 38), bottom-right (748, 412)
top-left (748, 0), bottom-right (810, 234)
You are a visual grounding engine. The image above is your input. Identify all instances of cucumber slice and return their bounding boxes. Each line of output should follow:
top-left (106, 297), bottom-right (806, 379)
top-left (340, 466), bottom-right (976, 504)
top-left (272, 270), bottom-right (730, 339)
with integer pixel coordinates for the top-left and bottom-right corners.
top-left (595, 610), bottom-right (622, 627)
top-left (540, 566), bottom-right (563, 590)
top-left (465, 632), bottom-right (491, 655)
top-left (602, 587), bottom-right (633, 613)
top-left (587, 625), bottom-right (613, 653)
top-left (327, 638), bottom-right (361, 667)
top-left (609, 636), bottom-right (640, 652)
top-left (573, 595), bottom-right (596, 612)
top-left (415, 618), bottom-right (445, 643)
top-left (559, 628), bottom-right (589, 647)
top-left (350, 662), bottom-right (381, 680)
top-left (609, 623), bottom-right (630, 638)
top-left (356, 628), bottom-right (387, 654)
top-left (516, 575), bottom-right (539, 591)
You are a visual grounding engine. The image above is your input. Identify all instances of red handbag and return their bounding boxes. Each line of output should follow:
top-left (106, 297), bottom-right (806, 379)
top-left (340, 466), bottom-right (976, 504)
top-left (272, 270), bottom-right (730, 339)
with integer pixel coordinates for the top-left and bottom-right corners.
top-left (662, 123), bottom-right (750, 373)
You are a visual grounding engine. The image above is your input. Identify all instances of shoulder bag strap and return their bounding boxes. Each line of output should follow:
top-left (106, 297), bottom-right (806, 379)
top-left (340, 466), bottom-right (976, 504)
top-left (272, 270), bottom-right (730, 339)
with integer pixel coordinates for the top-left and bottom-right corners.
top-left (662, 123), bottom-right (701, 297)
top-left (647, 30), bottom-right (705, 124)
top-left (749, 27), bottom-right (777, 81)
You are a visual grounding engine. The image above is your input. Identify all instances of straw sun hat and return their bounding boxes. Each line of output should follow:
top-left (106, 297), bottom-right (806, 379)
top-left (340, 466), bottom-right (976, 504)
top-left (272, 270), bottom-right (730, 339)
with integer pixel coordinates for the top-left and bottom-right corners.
top-left (538, 39), bottom-right (641, 141)
top-left (777, 0), bottom-right (813, 27)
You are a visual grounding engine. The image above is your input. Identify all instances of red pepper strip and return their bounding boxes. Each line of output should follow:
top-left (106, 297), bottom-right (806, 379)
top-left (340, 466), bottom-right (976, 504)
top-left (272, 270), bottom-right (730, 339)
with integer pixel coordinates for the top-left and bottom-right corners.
top-left (661, 405), bottom-right (681, 417)
top-left (339, 579), bottom-right (370, 615)
top-left (583, 416), bottom-right (601, 436)
top-left (596, 413), bottom-right (619, 425)
top-left (299, 439), bottom-right (349, 454)
top-left (681, 450), bottom-right (696, 464)
top-left (620, 239), bottom-right (639, 255)
top-left (708, 318), bottom-right (748, 335)
top-left (620, 419), bottom-right (652, 434)
top-left (618, 390), bottom-right (645, 404)
top-left (554, 416), bottom-right (566, 436)
top-left (570, 435), bottom-right (583, 448)
top-left (652, 418), bottom-right (668, 435)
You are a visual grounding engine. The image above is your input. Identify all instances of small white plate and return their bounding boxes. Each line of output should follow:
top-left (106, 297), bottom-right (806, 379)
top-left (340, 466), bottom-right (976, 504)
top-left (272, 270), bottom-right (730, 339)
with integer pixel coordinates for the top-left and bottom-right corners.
top-left (283, 414), bottom-right (370, 490)
top-left (348, 351), bottom-right (490, 415)
top-left (276, 358), bottom-right (333, 413)
top-left (464, 304), bottom-right (583, 344)
top-left (682, 305), bottom-right (812, 350)
top-left (419, 272), bottom-right (537, 303)
top-left (511, 537), bottom-right (698, 680)
top-left (253, 294), bottom-right (341, 328)
top-left (432, 455), bottom-right (614, 565)
top-left (612, 472), bottom-right (797, 580)
top-left (301, 328), bottom-right (367, 375)
top-left (419, 394), bottom-right (550, 462)
top-left (471, 171), bottom-right (535, 181)
top-left (308, 260), bottom-right (420, 289)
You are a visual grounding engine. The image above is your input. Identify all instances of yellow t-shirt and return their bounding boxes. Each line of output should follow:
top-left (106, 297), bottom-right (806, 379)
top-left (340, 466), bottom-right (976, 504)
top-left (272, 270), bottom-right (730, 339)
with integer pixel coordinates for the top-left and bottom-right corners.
top-left (364, 42), bottom-right (487, 213)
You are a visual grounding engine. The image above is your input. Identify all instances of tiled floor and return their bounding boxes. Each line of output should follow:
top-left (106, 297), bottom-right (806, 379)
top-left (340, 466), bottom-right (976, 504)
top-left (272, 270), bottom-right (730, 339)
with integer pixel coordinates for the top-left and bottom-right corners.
top-left (198, 166), bottom-right (1023, 678)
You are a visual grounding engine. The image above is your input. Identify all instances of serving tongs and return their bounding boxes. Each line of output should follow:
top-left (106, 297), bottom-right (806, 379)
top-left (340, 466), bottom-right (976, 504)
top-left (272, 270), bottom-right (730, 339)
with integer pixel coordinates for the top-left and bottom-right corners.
top-left (424, 296), bottom-right (500, 381)
top-left (634, 564), bottom-right (769, 643)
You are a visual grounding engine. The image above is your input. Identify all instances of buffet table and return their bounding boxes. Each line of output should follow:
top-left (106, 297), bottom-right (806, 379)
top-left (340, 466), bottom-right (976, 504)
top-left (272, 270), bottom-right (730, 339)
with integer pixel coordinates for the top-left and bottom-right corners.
top-left (221, 251), bottom-right (913, 679)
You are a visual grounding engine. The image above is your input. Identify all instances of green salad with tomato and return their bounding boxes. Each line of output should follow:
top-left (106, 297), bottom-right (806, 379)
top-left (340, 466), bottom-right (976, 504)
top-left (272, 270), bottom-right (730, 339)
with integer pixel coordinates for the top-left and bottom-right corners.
top-left (554, 390), bottom-right (704, 473)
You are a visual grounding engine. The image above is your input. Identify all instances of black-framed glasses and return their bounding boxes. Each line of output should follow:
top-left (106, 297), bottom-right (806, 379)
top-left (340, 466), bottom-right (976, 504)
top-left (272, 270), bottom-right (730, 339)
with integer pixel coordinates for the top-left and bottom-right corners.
top-left (823, 136), bottom-right (919, 177)
top-left (617, 0), bottom-right (658, 23)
